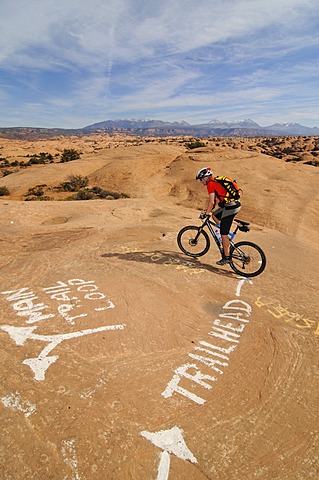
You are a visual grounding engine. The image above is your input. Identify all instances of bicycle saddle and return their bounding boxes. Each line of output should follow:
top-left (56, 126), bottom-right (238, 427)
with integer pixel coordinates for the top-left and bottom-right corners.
top-left (235, 219), bottom-right (250, 226)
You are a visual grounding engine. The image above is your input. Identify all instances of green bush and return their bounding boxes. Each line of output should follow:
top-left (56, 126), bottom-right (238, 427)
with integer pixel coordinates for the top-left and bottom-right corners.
top-left (185, 140), bottom-right (206, 149)
top-left (56, 176), bottom-right (130, 201)
top-left (25, 185), bottom-right (47, 197)
top-left (59, 175), bottom-right (89, 192)
top-left (73, 189), bottom-right (95, 200)
top-left (89, 186), bottom-right (129, 199)
top-left (304, 160), bottom-right (318, 166)
top-left (25, 195), bottom-right (53, 201)
top-left (89, 186), bottom-right (116, 198)
top-left (0, 186), bottom-right (10, 196)
top-left (28, 157), bottom-right (45, 165)
top-left (66, 186), bottom-right (130, 201)
top-left (60, 149), bottom-right (81, 163)
top-left (2, 170), bottom-right (12, 177)
top-left (27, 152), bottom-right (53, 165)
top-left (282, 147), bottom-right (294, 155)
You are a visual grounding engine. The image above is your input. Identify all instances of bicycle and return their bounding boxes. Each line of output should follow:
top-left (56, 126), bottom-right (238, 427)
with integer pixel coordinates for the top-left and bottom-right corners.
top-left (177, 215), bottom-right (266, 277)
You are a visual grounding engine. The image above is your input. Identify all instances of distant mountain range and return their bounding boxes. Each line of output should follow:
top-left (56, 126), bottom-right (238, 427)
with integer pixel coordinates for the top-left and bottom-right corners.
top-left (1, 118), bottom-right (319, 140)
top-left (83, 118), bottom-right (319, 137)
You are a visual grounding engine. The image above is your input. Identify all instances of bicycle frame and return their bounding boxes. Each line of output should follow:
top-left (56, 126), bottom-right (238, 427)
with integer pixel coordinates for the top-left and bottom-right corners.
top-left (200, 217), bottom-right (238, 254)
top-left (177, 215), bottom-right (266, 276)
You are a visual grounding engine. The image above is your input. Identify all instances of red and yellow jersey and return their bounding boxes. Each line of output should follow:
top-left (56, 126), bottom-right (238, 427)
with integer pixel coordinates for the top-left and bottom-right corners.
top-left (206, 179), bottom-right (227, 202)
top-left (206, 176), bottom-right (240, 204)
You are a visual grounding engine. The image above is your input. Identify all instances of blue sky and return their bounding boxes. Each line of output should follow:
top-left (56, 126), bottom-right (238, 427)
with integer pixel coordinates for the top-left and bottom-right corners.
top-left (1, 0), bottom-right (318, 128)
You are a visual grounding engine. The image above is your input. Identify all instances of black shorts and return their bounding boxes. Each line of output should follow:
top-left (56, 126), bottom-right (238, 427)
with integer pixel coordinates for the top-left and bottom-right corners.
top-left (214, 201), bottom-right (241, 235)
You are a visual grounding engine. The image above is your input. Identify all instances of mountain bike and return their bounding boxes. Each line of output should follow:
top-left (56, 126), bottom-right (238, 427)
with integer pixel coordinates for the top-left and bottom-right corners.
top-left (177, 215), bottom-right (266, 277)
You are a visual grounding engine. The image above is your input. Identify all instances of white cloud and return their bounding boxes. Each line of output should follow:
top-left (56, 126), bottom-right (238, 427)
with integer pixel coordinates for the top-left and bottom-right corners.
top-left (1, 0), bottom-right (317, 69)
top-left (0, 0), bottom-right (318, 127)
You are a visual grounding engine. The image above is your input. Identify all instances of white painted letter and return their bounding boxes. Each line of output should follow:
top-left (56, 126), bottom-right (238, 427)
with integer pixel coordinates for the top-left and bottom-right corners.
top-left (161, 364), bottom-right (216, 405)
top-left (213, 319), bottom-right (246, 333)
top-left (223, 299), bottom-right (252, 316)
top-left (209, 327), bottom-right (240, 343)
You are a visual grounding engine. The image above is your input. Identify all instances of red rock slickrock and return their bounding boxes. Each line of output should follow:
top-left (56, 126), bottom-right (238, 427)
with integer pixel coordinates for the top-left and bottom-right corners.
top-left (0, 134), bottom-right (318, 479)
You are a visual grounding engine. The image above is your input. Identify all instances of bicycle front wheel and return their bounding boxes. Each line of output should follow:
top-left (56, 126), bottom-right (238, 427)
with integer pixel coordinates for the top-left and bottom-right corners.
top-left (177, 226), bottom-right (210, 257)
top-left (230, 241), bottom-right (266, 277)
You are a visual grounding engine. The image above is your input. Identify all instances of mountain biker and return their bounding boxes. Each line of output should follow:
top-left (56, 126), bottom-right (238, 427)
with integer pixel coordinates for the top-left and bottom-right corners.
top-left (196, 167), bottom-right (241, 266)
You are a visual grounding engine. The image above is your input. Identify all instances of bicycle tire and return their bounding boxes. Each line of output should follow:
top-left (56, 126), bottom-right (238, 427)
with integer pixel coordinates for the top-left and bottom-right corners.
top-left (177, 226), bottom-right (210, 257)
top-left (230, 241), bottom-right (266, 277)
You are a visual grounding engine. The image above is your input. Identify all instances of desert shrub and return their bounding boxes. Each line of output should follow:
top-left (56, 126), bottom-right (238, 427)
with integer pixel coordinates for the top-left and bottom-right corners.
top-left (73, 189), bottom-right (95, 200)
top-left (2, 170), bottom-right (13, 176)
top-left (120, 192), bottom-right (130, 198)
top-left (185, 140), bottom-right (206, 149)
top-left (60, 149), bottom-right (81, 163)
top-left (0, 186), bottom-right (10, 196)
top-left (90, 186), bottom-right (103, 195)
top-left (263, 138), bottom-right (278, 146)
top-left (25, 185), bottom-right (47, 197)
top-left (27, 156), bottom-right (45, 165)
top-left (27, 152), bottom-right (53, 165)
top-left (282, 147), bottom-right (294, 155)
top-left (88, 186), bottom-right (115, 198)
top-left (89, 187), bottom-right (129, 199)
top-left (59, 175), bottom-right (89, 192)
top-left (41, 152), bottom-right (53, 161)
top-left (61, 184), bottom-right (130, 201)
top-left (25, 195), bottom-right (53, 201)
top-left (101, 190), bottom-right (121, 199)
top-left (304, 160), bottom-right (319, 167)
top-left (286, 156), bottom-right (303, 163)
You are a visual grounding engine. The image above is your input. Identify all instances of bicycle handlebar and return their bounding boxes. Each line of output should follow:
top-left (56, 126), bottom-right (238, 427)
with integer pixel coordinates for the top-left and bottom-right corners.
top-left (199, 214), bottom-right (220, 230)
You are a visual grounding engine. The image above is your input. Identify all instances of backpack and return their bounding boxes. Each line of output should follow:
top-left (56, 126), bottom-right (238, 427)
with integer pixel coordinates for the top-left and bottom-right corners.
top-left (214, 176), bottom-right (241, 204)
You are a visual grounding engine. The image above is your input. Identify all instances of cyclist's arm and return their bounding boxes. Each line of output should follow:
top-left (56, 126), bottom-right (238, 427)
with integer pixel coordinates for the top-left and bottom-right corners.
top-left (205, 192), bottom-right (216, 215)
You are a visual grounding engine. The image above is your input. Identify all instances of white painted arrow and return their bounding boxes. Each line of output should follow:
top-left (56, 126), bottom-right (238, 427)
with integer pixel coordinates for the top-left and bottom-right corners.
top-left (23, 356), bottom-right (59, 381)
top-left (1, 323), bottom-right (125, 381)
top-left (141, 426), bottom-right (197, 480)
top-left (1, 326), bottom-right (37, 345)
top-left (157, 451), bottom-right (170, 480)
top-left (236, 277), bottom-right (253, 297)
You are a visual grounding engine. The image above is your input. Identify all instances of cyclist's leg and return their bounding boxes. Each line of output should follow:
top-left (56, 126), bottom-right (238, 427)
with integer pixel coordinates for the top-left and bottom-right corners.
top-left (220, 214), bottom-right (233, 258)
top-left (218, 202), bottom-right (241, 264)
top-left (212, 207), bottom-right (222, 225)
top-left (221, 202), bottom-right (241, 237)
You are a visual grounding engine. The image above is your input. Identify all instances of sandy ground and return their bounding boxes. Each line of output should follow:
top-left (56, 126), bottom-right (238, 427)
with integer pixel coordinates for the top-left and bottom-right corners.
top-left (0, 137), bottom-right (318, 479)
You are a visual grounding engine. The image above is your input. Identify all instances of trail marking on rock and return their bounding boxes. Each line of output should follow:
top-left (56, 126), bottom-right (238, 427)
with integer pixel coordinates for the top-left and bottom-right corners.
top-left (141, 427), bottom-right (197, 480)
top-left (1, 324), bottom-right (125, 381)
top-left (1, 391), bottom-right (36, 417)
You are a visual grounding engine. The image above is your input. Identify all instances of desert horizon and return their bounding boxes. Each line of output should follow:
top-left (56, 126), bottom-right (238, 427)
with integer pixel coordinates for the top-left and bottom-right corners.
top-left (0, 133), bottom-right (318, 479)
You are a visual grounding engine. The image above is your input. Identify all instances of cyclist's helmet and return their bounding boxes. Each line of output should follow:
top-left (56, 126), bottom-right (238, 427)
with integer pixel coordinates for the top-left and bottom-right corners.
top-left (196, 167), bottom-right (213, 180)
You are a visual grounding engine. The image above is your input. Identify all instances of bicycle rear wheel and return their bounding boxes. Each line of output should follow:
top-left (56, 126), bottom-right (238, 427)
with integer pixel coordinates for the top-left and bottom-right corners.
top-left (230, 241), bottom-right (266, 277)
top-left (177, 226), bottom-right (210, 257)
